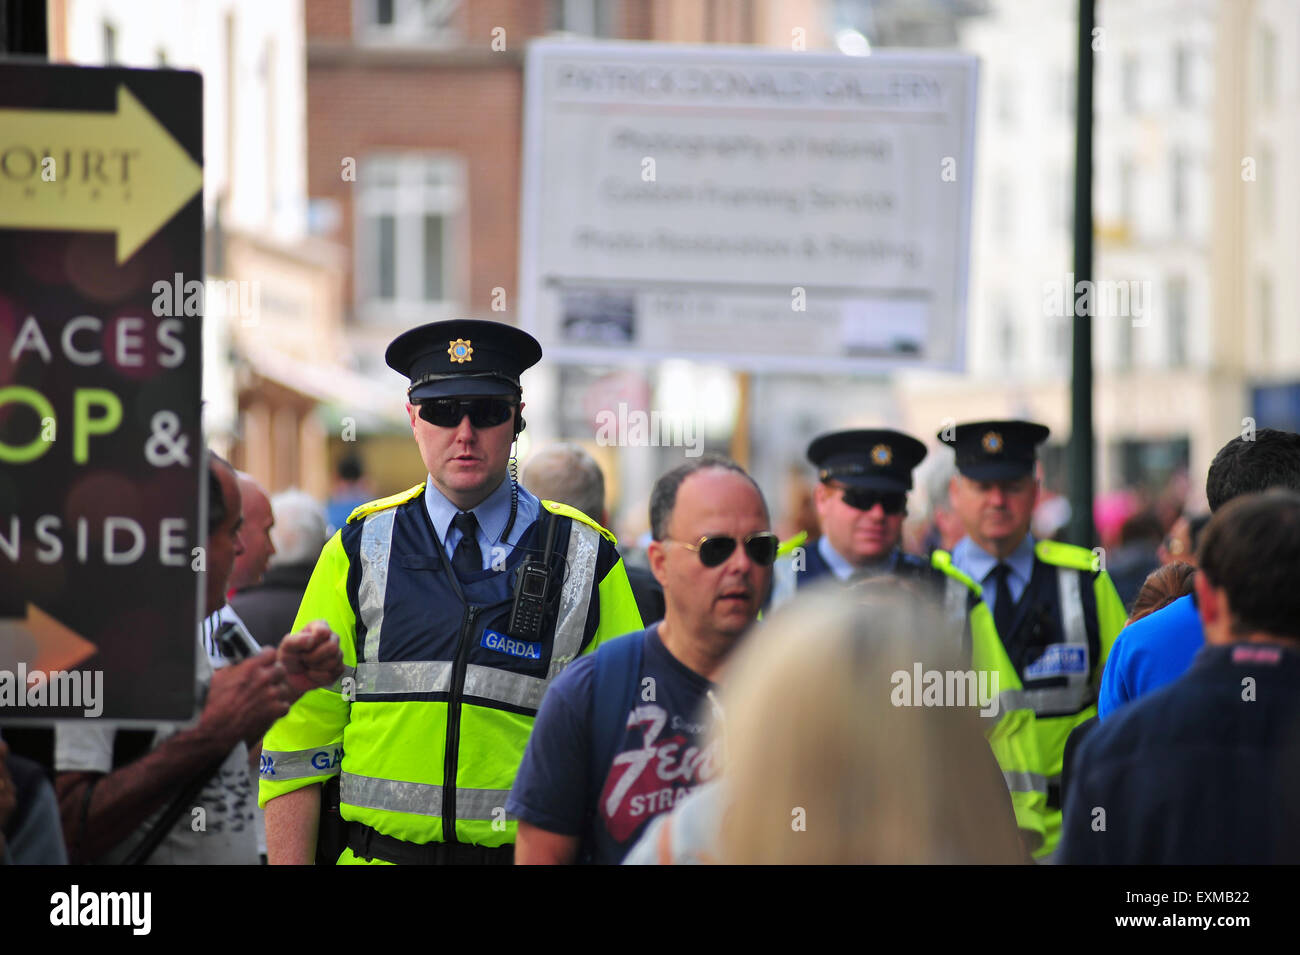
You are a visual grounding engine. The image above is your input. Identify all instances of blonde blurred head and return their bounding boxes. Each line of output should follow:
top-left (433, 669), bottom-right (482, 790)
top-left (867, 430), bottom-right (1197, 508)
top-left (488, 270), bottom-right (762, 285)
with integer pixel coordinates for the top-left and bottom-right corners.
top-left (712, 583), bottom-right (1023, 864)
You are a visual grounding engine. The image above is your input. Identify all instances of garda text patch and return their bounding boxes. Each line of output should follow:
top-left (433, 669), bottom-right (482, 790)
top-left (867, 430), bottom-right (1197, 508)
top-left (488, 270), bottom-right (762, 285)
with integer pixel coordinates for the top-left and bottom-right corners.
top-left (1024, 644), bottom-right (1088, 679)
top-left (481, 629), bottom-right (542, 661)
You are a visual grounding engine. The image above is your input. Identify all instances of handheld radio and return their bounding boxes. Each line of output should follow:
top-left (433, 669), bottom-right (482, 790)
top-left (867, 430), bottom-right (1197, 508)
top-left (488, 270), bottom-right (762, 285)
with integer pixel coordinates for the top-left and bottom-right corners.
top-left (507, 510), bottom-right (558, 642)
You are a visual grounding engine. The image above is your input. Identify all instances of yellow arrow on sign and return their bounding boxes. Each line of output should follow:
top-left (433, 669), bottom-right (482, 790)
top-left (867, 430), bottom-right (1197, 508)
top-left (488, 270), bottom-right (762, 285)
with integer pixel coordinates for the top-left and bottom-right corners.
top-left (0, 603), bottom-right (97, 674)
top-left (0, 83), bottom-right (202, 264)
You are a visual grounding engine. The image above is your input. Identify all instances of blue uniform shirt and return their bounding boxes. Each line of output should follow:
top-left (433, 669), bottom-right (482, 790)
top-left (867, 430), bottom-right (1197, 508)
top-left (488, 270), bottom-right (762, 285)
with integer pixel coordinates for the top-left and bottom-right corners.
top-left (817, 535), bottom-right (905, 580)
top-left (950, 534), bottom-right (1035, 622)
top-left (423, 475), bottom-right (540, 570)
top-left (1097, 593), bottom-right (1203, 719)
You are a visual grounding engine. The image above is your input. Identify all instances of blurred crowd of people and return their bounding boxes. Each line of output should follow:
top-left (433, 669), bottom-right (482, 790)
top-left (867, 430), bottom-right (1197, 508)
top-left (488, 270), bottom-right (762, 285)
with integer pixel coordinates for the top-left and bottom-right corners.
top-left (7, 426), bottom-right (1296, 865)
top-left (5, 319), bottom-right (1300, 868)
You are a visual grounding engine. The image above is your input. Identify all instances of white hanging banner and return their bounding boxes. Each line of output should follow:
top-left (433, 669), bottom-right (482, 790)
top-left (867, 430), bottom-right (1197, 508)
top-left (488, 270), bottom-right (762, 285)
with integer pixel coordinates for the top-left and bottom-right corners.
top-left (520, 40), bottom-right (978, 373)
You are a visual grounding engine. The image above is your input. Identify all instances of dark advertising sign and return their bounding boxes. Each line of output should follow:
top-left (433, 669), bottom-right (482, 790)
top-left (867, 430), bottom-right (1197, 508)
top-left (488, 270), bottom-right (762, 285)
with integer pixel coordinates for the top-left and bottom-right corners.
top-left (0, 62), bottom-right (204, 721)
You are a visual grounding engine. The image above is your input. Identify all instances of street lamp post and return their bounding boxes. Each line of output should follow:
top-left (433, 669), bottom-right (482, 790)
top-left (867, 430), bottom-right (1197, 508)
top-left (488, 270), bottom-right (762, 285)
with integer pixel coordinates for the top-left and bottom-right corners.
top-left (1068, 0), bottom-right (1097, 548)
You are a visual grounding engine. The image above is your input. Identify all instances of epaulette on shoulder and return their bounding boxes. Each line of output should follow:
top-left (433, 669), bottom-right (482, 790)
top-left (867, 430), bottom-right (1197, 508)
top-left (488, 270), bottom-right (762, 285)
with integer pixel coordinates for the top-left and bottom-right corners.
top-left (1035, 539), bottom-right (1101, 572)
top-left (930, 549), bottom-right (982, 595)
top-left (346, 483), bottom-right (426, 524)
top-left (777, 530), bottom-right (808, 557)
top-left (540, 499), bottom-right (618, 545)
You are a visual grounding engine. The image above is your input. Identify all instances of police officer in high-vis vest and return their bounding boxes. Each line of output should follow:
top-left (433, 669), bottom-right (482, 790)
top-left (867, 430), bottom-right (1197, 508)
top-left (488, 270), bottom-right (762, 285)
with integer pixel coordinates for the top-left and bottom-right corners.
top-left (939, 420), bottom-right (1126, 860)
top-left (770, 429), bottom-right (1047, 850)
top-left (770, 429), bottom-right (935, 605)
top-left (260, 319), bottom-right (644, 864)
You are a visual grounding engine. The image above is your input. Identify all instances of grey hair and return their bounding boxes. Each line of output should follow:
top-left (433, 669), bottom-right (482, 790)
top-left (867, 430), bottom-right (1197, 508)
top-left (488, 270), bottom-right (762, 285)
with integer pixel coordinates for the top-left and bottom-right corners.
top-left (522, 443), bottom-right (606, 522)
top-left (923, 455), bottom-right (956, 517)
top-left (269, 489), bottom-right (329, 567)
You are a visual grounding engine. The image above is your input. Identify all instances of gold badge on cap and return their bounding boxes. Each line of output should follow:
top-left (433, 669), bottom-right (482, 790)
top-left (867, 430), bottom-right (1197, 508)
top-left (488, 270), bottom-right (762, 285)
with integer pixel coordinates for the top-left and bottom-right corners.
top-left (982, 431), bottom-right (1003, 454)
top-left (871, 444), bottom-right (893, 466)
top-left (448, 339), bottom-right (473, 363)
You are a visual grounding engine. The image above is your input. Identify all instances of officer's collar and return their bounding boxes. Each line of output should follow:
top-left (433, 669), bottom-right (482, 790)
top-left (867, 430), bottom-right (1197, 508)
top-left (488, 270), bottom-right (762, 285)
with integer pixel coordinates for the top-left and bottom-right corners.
top-left (819, 535), bottom-right (898, 581)
top-left (955, 533), bottom-right (1036, 587)
top-left (424, 475), bottom-right (528, 548)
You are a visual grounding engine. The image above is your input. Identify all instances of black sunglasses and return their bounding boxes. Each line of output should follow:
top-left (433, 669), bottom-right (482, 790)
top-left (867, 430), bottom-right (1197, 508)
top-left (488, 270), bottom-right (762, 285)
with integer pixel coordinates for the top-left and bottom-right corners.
top-left (417, 397), bottom-right (516, 429)
top-left (840, 488), bottom-right (907, 515)
top-left (667, 532), bottom-right (780, 568)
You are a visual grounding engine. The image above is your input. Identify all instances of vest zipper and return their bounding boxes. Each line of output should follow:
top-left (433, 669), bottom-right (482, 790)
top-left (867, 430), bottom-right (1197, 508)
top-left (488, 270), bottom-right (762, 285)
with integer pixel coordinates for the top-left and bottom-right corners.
top-left (442, 604), bottom-right (477, 843)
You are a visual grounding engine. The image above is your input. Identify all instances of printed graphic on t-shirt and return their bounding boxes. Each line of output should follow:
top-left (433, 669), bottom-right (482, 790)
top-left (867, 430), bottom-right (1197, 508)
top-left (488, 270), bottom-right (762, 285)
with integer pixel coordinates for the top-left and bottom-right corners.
top-left (599, 703), bottom-right (721, 842)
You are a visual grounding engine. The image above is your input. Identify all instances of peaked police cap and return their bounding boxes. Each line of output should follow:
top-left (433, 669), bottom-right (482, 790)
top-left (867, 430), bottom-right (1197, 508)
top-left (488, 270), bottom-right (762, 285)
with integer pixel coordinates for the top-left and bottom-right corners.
top-left (939, 419), bottom-right (1050, 481)
top-left (385, 319), bottom-right (543, 400)
top-left (807, 429), bottom-right (928, 493)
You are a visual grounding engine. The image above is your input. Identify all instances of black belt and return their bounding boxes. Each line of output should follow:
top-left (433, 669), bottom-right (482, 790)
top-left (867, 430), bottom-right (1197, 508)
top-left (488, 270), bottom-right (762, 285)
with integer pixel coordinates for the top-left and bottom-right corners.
top-left (346, 822), bottom-right (514, 866)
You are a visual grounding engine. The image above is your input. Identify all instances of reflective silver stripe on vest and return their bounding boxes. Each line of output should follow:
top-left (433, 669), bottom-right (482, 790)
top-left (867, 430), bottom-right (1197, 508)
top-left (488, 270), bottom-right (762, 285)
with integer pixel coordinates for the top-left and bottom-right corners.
top-left (462, 664), bottom-right (548, 711)
top-left (997, 690), bottom-right (1024, 715)
top-left (343, 772), bottom-right (443, 816)
top-left (355, 660), bottom-right (453, 696)
top-left (261, 745), bottom-right (343, 780)
top-left (456, 787), bottom-right (515, 821)
top-left (548, 521), bottom-right (600, 678)
top-left (1058, 569), bottom-right (1088, 656)
top-left (1001, 685), bottom-right (1090, 714)
top-left (329, 664), bottom-right (356, 696)
top-left (1002, 770), bottom-right (1048, 795)
top-left (1055, 568), bottom-right (1092, 713)
top-left (340, 773), bottom-right (513, 822)
top-left (359, 509), bottom-right (397, 662)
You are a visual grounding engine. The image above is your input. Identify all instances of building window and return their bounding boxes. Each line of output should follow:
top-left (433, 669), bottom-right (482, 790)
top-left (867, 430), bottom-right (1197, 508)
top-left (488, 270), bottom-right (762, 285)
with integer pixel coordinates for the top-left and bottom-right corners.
top-left (1116, 309), bottom-right (1134, 372)
top-left (1171, 150), bottom-right (1190, 232)
top-left (1116, 437), bottom-right (1190, 492)
top-left (1258, 25), bottom-right (1276, 108)
top-left (1257, 142), bottom-right (1274, 234)
top-left (1118, 156), bottom-right (1135, 228)
top-left (1173, 44), bottom-right (1193, 107)
top-left (551, 0), bottom-right (620, 37)
top-left (1166, 275), bottom-right (1188, 367)
top-left (1122, 54), bottom-right (1140, 113)
top-left (1258, 272), bottom-right (1273, 363)
top-left (357, 0), bottom-right (462, 45)
top-left (307, 198), bottom-right (343, 237)
top-left (1054, 315), bottom-right (1072, 369)
top-left (102, 21), bottom-right (117, 63)
top-left (357, 155), bottom-right (466, 322)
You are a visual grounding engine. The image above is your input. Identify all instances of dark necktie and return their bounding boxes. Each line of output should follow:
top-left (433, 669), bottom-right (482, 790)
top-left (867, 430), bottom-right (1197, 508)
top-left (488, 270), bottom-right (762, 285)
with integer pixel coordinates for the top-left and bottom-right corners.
top-left (451, 511), bottom-right (482, 575)
top-left (992, 562), bottom-right (1015, 637)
